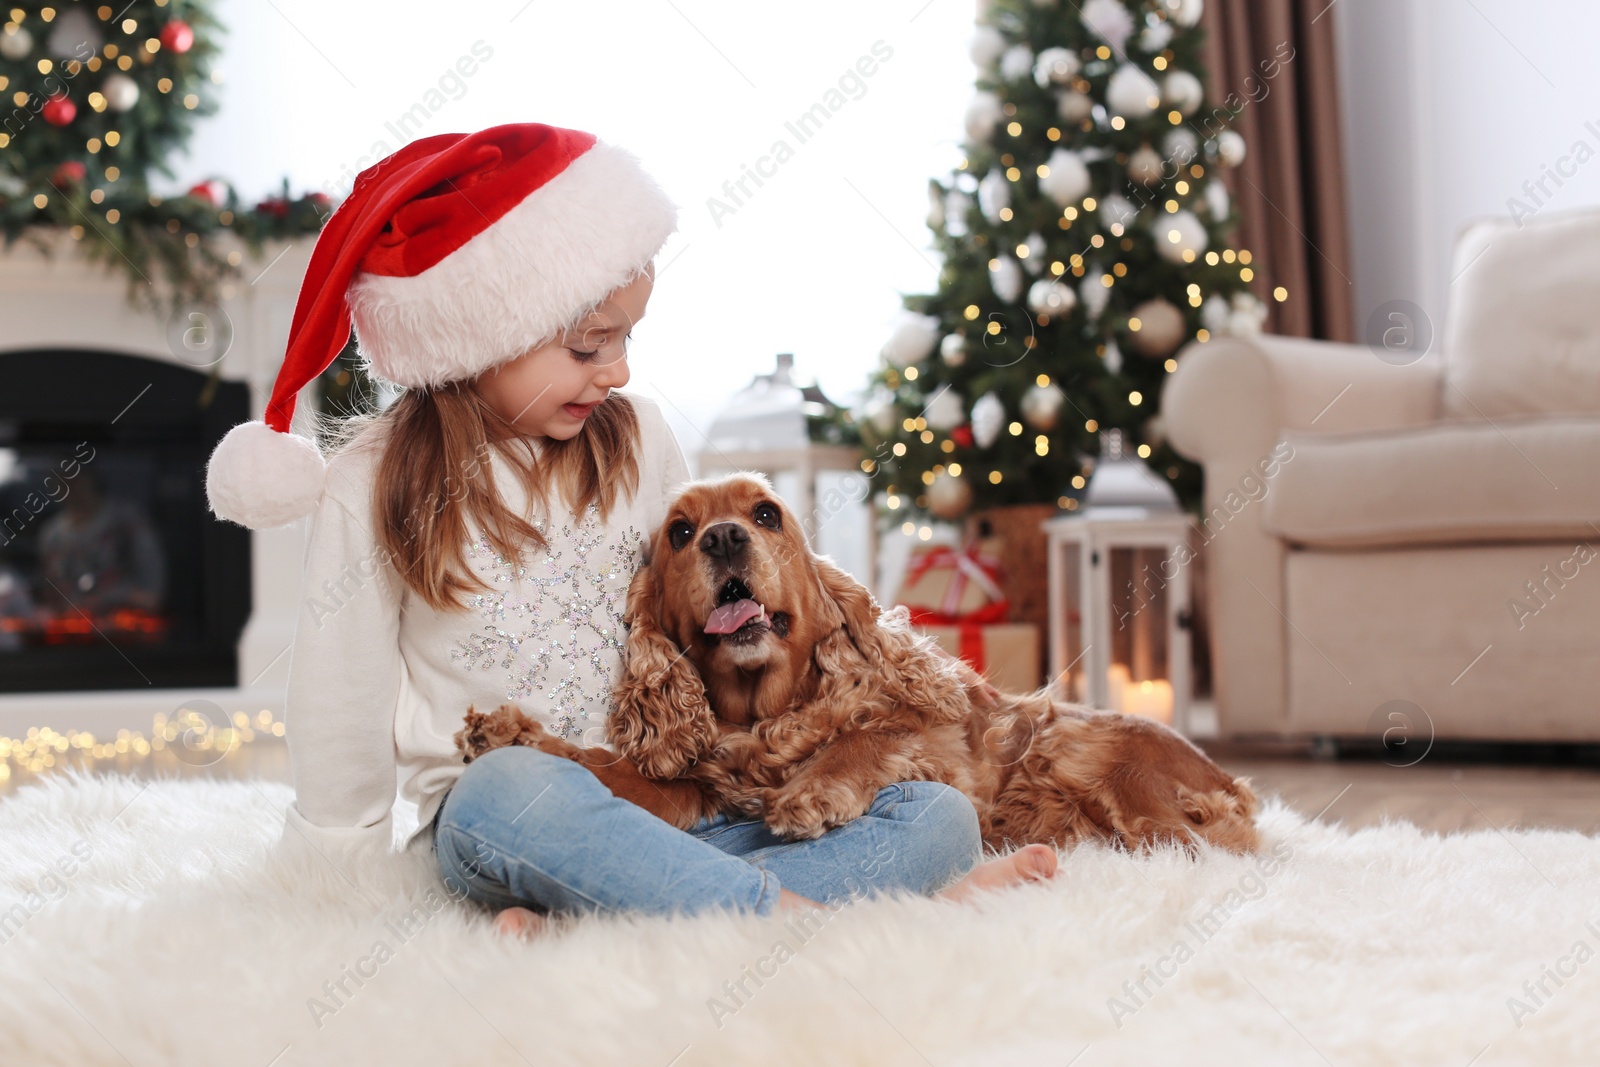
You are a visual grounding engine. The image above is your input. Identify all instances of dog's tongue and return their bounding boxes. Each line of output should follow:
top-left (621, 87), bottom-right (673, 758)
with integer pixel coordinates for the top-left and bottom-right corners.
top-left (705, 599), bottom-right (764, 635)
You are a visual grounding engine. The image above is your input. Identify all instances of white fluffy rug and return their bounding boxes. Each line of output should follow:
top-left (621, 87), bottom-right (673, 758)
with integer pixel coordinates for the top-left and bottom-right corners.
top-left (3, 772), bottom-right (1599, 1066)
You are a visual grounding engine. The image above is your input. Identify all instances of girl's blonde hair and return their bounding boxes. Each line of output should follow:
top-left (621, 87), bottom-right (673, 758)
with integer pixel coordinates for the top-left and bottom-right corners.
top-left (338, 382), bottom-right (640, 611)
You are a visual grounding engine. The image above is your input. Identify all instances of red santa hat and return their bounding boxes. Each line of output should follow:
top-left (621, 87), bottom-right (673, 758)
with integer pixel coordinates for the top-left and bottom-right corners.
top-left (205, 122), bottom-right (678, 529)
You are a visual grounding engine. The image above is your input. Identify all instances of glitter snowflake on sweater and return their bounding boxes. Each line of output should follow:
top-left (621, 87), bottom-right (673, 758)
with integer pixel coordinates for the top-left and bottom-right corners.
top-left (449, 506), bottom-right (644, 739)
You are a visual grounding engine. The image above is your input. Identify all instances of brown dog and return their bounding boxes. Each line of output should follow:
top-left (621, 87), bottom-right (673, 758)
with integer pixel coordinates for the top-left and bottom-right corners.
top-left (457, 473), bottom-right (1258, 854)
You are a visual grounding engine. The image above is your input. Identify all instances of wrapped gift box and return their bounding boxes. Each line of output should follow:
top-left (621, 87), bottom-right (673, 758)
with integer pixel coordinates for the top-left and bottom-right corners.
top-left (915, 621), bottom-right (1042, 692)
top-left (896, 539), bottom-right (1040, 690)
top-left (897, 538), bottom-right (1008, 621)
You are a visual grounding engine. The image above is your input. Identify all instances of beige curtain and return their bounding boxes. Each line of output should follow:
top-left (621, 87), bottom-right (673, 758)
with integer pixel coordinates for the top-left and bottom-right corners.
top-left (1200, 0), bottom-right (1355, 341)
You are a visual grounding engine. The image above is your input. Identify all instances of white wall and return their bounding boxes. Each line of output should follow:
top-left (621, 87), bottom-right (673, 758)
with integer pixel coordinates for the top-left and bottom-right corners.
top-left (1333, 0), bottom-right (1600, 342)
top-left (164, 0), bottom-right (980, 458)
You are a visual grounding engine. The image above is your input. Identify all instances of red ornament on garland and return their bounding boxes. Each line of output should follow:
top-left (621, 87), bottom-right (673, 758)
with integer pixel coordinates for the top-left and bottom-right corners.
top-left (256, 197), bottom-right (289, 219)
top-left (50, 160), bottom-right (87, 189)
top-left (186, 180), bottom-right (226, 206)
top-left (951, 424), bottom-right (975, 448)
top-left (41, 94), bottom-right (76, 127)
top-left (160, 20), bottom-right (194, 54)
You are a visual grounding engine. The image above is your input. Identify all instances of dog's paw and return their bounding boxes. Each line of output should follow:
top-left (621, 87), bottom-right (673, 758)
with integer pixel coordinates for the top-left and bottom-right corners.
top-left (762, 779), bottom-right (873, 840)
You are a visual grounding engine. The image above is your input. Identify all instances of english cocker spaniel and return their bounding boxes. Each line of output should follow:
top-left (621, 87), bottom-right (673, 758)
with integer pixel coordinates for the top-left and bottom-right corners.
top-left (457, 473), bottom-right (1258, 854)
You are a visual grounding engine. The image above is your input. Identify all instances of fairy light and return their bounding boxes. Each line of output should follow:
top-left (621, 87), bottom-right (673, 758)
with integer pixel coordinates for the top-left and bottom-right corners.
top-left (0, 710), bottom-right (285, 783)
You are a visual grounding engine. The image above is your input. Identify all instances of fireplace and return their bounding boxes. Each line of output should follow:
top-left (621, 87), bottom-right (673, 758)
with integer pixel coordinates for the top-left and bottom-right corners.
top-left (0, 349), bottom-right (251, 692)
top-left (0, 231), bottom-right (315, 737)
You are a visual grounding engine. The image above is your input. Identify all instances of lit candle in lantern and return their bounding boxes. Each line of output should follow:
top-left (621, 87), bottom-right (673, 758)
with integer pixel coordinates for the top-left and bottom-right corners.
top-left (1122, 678), bottom-right (1174, 724)
top-left (1106, 663), bottom-right (1131, 713)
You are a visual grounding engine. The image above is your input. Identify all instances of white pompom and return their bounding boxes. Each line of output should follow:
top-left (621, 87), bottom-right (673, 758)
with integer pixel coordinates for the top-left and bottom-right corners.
top-left (206, 421), bottom-right (327, 529)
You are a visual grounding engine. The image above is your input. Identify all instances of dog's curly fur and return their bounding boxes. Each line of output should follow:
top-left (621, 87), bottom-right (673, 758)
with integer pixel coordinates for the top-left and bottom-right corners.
top-left (459, 473), bottom-right (1258, 854)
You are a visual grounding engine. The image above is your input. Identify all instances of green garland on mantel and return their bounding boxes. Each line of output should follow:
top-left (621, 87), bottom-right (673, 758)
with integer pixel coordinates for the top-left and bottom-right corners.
top-left (0, 176), bottom-right (332, 319)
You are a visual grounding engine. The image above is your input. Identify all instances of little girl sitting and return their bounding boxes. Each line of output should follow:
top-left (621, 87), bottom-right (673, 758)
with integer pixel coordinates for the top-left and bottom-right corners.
top-left (206, 123), bottom-right (1053, 934)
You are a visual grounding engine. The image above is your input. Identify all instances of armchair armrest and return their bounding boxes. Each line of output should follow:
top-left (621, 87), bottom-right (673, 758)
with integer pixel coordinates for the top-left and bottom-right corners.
top-left (1163, 334), bottom-right (1443, 463)
top-left (1158, 335), bottom-right (1441, 736)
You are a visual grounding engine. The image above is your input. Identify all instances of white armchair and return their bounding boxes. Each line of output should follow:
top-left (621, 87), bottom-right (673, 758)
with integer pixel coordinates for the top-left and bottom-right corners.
top-left (1162, 207), bottom-right (1600, 741)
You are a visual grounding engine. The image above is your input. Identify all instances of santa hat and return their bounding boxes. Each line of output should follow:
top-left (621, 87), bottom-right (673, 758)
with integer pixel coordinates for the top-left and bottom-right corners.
top-left (205, 122), bottom-right (678, 529)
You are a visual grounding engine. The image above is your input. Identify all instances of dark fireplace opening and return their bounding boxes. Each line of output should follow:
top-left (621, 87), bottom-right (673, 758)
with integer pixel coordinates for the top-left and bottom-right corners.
top-left (0, 349), bottom-right (251, 692)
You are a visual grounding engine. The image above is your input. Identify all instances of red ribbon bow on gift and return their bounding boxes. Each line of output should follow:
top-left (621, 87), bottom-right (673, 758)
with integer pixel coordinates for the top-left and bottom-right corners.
top-left (900, 543), bottom-right (1010, 673)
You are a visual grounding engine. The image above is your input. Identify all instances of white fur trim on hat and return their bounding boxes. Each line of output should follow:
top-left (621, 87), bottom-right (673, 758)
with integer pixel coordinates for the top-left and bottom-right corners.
top-left (346, 141), bottom-right (678, 389)
top-left (206, 421), bottom-right (328, 529)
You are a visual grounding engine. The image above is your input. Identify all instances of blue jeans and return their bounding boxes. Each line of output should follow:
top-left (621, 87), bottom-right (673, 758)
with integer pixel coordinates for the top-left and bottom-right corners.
top-left (431, 745), bottom-right (982, 917)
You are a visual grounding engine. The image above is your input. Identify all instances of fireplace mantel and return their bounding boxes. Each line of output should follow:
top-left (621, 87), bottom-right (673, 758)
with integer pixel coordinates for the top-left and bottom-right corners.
top-left (0, 230), bottom-right (317, 738)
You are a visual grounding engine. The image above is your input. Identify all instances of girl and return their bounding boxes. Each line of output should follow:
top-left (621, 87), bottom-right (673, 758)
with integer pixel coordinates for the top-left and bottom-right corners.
top-left (206, 123), bottom-right (1054, 935)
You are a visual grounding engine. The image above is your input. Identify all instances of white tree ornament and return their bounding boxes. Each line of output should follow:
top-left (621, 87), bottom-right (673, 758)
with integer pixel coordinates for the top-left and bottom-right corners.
top-left (1106, 65), bottom-right (1161, 118)
top-left (990, 255), bottom-right (1025, 303)
top-left (1056, 90), bottom-right (1094, 125)
top-left (972, 393), bottom-right (1006, 449)
top-left (1216, 129), bottom-right (1247, 167)
top-left (1080, 0), bottom-right (1135, 54)
top-left (882, 313), bottom-right (941, 368)
top-left (965, 91), bottom-right (1004, 143)
top-left (978, 167), bottom-right (1011, 223)
top-left (1022, 382), bottom-right (1067, 430)
top-left (940, 333), bottom-right (968, 366)
top-left (1000, 44), bottom-right (1036, 83)
top-left (928, 470), bottom-right (974, 519)
top-left (924, 387), bottom-right (967, 432)
top-left (1154, 210), bottom-right (1208, 263)
top-left (1039, 148), bottom-right (1092, 206)
top-left (1099, 193), bottom-right (1139, 231)
top-left (1162, 71), bottom-right (1204, 116)
top-left (1033, 47), bottom-right (1080, 87)
top-left (970, 26), bottom-right (1006, 70)
top-left (1129, 297), bottom-right (1187, 357)
top-left (1166, 0), bottom-right (1204, 27)
top-left (1126, 144), bottom-right (1164, 185)
top-left (1082, 275), bottom-right (1112, 321)
top-left (1027, 278), bottom-right (1078, 316)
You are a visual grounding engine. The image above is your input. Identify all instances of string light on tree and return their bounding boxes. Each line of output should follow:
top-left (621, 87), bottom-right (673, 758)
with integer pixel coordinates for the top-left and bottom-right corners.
top-left (870, 0), bottom-right (1262, 515)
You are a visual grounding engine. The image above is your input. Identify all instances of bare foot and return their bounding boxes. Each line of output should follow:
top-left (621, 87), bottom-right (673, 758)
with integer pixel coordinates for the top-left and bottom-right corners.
top-left (937, 844), bottom-right (1058, 903)
top-left (777, 888), bottom-right (823, 912)
top-left (493, 906), bottom-right (547, 939)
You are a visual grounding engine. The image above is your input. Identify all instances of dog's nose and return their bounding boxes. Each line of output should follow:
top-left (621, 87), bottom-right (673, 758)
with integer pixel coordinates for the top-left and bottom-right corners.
top-left (699, 521), bottom-right (750, 561)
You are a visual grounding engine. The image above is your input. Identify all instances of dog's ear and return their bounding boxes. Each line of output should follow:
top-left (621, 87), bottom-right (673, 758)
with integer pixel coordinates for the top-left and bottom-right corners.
top-left (813, 556), bottom-right (970, 722)
top-left (610, 561), bottom-right (719, 779)
top-left (812, 557), bottom-right (894, 668)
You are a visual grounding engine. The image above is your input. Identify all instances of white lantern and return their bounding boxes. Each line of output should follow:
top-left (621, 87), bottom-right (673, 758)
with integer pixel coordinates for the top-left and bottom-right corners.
top-left (700, 354), bottom-right (875, 586)
top-left (1044, 429), bottom-right (1192, 731)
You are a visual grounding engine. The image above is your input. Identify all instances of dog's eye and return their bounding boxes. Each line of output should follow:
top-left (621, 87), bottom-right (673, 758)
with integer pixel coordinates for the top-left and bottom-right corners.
top-left (753, 502), bottom-right (782, 530)
top-left (668, 520), bottom-right (695, 550)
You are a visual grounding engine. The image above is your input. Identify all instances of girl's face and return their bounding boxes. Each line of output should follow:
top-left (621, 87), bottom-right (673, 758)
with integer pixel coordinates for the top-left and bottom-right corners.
top-left (474, 263), bottom-right (653, 440)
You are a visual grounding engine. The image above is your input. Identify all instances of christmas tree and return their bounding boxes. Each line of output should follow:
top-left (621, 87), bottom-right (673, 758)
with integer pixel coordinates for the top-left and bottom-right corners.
top-left (862, 0), bottom-right (1271, 523)
top-left (0, 2), bottom-right (328, 315)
